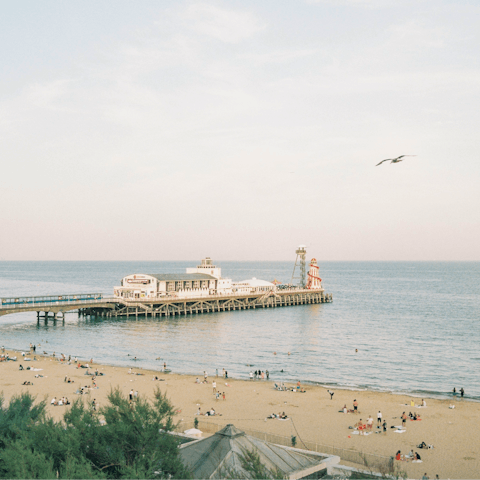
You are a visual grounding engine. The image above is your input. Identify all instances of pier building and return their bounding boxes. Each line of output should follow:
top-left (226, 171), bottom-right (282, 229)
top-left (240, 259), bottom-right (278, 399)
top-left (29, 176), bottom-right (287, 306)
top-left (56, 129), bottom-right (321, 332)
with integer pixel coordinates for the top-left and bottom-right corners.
top-left (113, 258), bottom-right (277, 300)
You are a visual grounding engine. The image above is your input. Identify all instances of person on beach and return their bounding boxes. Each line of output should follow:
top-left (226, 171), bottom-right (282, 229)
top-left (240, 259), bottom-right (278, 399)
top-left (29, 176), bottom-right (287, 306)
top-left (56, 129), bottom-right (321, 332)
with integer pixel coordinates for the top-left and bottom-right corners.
top-left (453, 387), bottom-right (456, 395)
top-left (353, 399), bottom-right (358, 413)
top-left (422, 399), bottom-right (427, 407)
top-left (225, 371), bottom-right (228, 379)
top-left (222, 392), bottom-right (225, 400)
top-left (377, 411), bottom-right (382, 425)
top-left (249, 371), bottom-right (253, 380)
top-left (395, 451), bottom-right (402, 461)
top-left (401, 412), bottom-right (407, 429)
top-left (129, 389), bottom-right (133, 401)
top-left (460, 387), bottom-right (464, 397)
top-left (355, 419), bottom-right (365, 435)
top-left (204, 371), bottom-right (208, 382)
top-left (328, 390), bottom-right (334, 400)
top-left (383, 420), bottom-right (387, 434)
top-left (266, 370), bottom-right (269, 379)
top-left (367, 415), bottom-right (373, 431)
top-left (212, 381), bottom-right (216, 394)
top-left (343, 404), bottom-right (348, 414)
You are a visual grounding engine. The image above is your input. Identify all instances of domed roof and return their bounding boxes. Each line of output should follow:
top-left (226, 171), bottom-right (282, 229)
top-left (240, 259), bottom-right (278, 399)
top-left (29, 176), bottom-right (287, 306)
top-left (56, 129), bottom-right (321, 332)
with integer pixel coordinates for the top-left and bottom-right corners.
top-left (237, 278), bottom-right (275, 287)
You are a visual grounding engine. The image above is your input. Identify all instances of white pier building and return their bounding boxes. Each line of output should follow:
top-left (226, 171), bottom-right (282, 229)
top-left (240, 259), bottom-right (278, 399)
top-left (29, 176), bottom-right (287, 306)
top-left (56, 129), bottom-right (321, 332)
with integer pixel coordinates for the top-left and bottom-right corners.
top-left (113, 258), bottom-right (276, 300)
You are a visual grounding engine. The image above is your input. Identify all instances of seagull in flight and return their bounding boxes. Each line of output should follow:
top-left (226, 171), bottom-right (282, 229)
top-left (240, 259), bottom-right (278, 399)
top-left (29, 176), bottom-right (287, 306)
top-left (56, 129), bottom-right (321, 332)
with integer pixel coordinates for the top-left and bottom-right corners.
top-left (376, 155), bottom-right (416, 166)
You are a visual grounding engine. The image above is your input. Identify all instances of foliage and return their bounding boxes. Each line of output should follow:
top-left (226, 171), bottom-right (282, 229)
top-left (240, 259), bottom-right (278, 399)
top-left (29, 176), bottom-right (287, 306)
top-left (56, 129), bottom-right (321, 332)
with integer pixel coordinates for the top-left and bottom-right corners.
top-left (0, 393), bottom-right (46, 448)
top-left (219, 447), bottom-right (285, 480)
top-left (0, 389), bottom-right (191, 479)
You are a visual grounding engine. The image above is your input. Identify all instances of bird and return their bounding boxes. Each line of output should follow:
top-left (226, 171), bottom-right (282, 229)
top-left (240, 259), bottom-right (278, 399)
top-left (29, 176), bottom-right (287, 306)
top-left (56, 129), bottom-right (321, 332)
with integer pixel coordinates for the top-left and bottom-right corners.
top-left (376, 155), bottom-right (416, 166)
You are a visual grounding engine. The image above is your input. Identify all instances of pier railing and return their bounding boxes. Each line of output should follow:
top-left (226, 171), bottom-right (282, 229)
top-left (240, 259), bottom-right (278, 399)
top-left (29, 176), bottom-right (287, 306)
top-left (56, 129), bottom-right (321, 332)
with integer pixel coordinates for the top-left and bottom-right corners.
top-left (113, 287), bottom-right (320, 302)
top-left (0, 296), bottom-right (115, 312)
top-left (1, 288), bottom-right (321, 310)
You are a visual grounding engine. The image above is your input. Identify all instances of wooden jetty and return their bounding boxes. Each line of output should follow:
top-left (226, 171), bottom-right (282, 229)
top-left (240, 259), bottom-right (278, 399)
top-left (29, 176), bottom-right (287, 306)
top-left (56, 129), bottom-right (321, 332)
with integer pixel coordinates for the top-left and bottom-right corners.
top-left (81, 289), bottom-right (333, 318)
top-left (1, 289), bottom-right (332, 320)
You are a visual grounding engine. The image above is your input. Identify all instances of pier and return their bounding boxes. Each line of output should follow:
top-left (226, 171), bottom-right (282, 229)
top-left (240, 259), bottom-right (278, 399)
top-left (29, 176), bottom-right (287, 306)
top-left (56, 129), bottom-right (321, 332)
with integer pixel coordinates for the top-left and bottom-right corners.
top-left (1, 289), bottom-right (332, 320)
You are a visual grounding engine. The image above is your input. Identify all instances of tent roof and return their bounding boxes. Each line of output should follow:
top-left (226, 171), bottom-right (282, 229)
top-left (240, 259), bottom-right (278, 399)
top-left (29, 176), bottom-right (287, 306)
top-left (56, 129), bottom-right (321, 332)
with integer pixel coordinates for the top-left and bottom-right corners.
top-left (179, 424), bottom-right (331, 479)
top-left (236, 278), bottom-right (275, 287)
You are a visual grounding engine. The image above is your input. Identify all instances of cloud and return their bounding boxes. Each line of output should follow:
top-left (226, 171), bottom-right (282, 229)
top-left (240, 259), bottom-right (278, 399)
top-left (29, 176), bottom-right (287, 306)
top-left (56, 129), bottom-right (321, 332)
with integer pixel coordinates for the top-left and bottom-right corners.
top-left (306, 0), bottom-right (399, 7)
top-left (238, 48), bottom-right (317, 65)
top-left (386, 18), bottom-right (449, 49)
top-left (184, 3), bottom-right (266, 43)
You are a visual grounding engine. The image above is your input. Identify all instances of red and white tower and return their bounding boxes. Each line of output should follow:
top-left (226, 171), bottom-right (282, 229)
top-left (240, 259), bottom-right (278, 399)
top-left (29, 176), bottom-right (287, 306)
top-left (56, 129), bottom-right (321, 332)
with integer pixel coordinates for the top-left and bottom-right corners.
top-left (306, 258), bottom-right (322, 290)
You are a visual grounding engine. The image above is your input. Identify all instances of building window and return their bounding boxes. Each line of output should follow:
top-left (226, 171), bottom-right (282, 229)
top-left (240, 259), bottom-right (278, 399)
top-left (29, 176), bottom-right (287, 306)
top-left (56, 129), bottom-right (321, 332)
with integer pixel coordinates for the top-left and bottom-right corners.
top-left (193, 281), bottom-right (200, 288)
top-left (167, 282), bottom-right (175, 291)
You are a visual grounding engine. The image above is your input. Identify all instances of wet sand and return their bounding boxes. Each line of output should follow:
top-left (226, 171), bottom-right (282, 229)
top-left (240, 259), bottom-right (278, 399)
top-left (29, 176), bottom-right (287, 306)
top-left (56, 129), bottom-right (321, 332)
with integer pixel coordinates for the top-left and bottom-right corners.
top-left (1, 350), bottom-right (479, 479)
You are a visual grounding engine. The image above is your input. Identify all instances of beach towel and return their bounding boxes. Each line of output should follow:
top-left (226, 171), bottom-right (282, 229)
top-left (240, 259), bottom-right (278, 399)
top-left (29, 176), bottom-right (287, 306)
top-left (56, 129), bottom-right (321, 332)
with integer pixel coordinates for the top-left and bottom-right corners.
top-left (31, 368), bottom-right (43, 371)
top-left (412, 460), bottom-right (423, 463)
top-left (394, 429), bottom-right (406, 433)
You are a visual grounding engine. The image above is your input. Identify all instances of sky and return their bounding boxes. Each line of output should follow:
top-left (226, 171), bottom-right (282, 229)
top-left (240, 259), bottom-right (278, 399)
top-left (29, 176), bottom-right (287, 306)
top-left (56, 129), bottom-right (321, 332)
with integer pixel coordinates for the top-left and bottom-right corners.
top-left (1, 0), bottom-right (479, 261)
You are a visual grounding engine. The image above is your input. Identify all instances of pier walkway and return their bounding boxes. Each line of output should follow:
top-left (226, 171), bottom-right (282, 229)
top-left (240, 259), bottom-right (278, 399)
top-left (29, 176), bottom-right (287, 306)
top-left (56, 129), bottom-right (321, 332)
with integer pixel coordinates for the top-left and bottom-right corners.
top-left (0, 293), bottom-right (109, 319)
top-left (1, 289), bottom-right (333, 320)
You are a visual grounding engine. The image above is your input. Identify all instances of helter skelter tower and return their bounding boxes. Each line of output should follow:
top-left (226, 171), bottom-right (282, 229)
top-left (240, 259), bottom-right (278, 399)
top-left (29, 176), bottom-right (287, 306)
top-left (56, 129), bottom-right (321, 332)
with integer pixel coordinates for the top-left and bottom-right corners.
top-left (291, 245), bottom-right (307, 288)
top-left (306, 258), bottom-right (322, 289)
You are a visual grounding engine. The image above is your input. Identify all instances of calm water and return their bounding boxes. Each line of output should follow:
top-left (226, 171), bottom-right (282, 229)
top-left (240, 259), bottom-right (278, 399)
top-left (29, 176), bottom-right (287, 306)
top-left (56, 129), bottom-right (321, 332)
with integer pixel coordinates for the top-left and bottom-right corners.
top-left (1, 261), bottom-right (479, 401)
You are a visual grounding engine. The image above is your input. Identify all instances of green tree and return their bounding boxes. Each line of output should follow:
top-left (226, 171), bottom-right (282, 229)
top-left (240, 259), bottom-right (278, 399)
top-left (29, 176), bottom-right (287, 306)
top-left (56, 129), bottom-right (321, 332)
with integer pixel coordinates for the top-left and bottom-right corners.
top-left (0, 393), bottom-right (46, 447)
top-left (0, 389), bottom-right (191, 479)
top-left (220, 448), bottom-right (285, 479)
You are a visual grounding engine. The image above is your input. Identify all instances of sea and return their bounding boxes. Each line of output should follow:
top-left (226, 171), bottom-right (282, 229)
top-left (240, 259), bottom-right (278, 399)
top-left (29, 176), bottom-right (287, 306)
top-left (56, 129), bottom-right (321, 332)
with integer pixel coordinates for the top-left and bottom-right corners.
top-left (0, 261), bottom-right (479, 401)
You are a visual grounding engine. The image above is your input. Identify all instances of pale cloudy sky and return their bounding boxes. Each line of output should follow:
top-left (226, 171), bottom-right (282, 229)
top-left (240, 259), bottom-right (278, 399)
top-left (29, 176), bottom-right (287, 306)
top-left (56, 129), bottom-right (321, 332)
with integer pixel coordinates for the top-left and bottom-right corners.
top-left (1, 0), bottom-right (479, 261)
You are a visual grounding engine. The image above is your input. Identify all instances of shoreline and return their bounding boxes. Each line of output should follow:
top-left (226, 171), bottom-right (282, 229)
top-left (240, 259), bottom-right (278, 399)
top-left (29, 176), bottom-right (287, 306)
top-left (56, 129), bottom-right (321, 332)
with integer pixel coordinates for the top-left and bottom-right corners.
top-left (1, 348), bottom-right (480, 479)
top-left (3, 344), bottom-right (477, 404)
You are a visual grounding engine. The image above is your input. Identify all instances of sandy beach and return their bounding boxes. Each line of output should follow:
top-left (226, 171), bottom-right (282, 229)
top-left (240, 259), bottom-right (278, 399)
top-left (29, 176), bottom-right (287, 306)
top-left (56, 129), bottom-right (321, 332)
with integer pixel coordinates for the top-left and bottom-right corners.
top-left (1, 350), bottom-right (478, 479)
